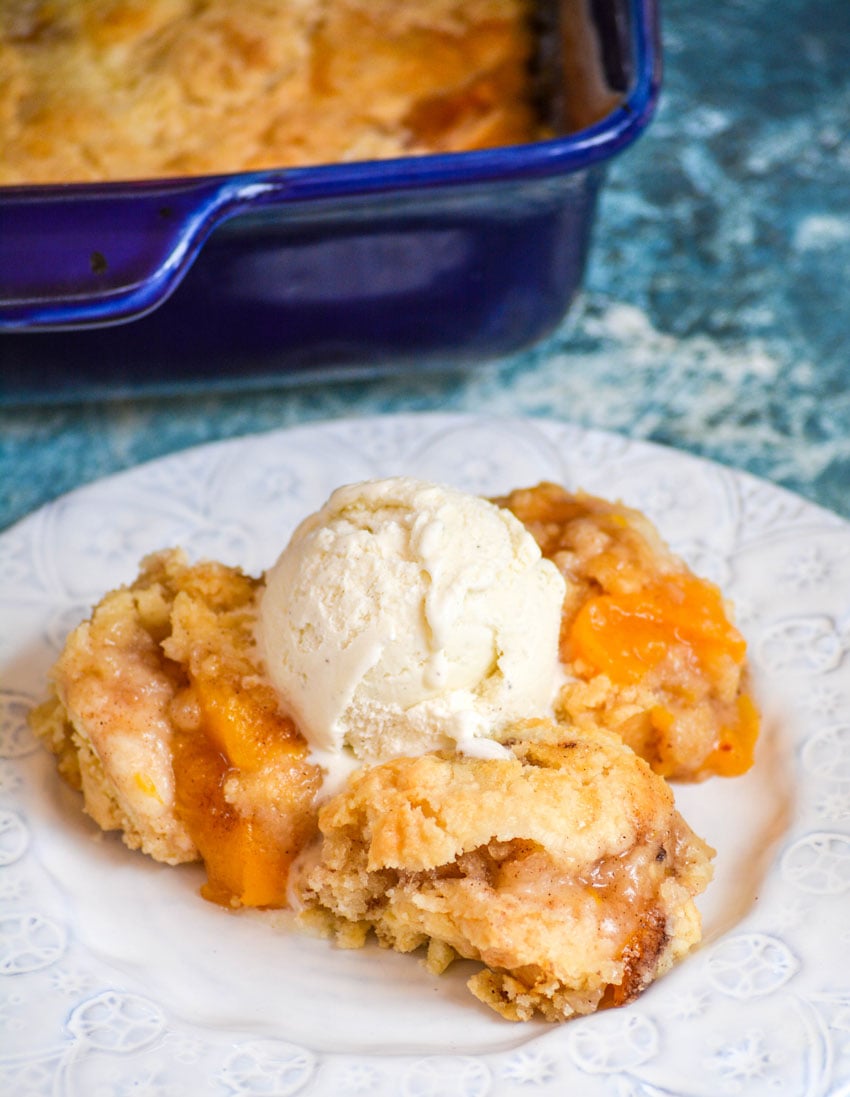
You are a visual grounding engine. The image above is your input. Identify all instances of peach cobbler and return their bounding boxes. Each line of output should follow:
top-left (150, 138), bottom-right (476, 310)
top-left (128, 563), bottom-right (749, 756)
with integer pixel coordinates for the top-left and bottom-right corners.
top-left (1, 0), bottom-right (543, 185)
top-left (30, 478), bottom-right (758, 1023)
top-left (497, 484), bottom-right (758, 780)
top-left (300, 721), bottom-right (713, 1021)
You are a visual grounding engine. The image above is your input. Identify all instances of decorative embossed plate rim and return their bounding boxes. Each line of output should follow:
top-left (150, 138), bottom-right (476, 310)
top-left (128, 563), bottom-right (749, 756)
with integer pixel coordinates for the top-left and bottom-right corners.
top-left (1, 413), bottom-right (849, 1097)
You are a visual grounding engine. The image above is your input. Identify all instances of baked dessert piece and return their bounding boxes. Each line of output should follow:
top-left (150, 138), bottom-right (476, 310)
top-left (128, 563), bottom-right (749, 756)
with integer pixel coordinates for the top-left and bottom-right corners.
top-left (30, 479), bottom-right (753, 917)
top-left (496, 483), bottom-right (759, 780)
top-left (0, 0), bottom-right (542, 185)
top-left (298, 718), bottom-right (714, 1022)
top-left (30, 548), bottom-right (321, 907)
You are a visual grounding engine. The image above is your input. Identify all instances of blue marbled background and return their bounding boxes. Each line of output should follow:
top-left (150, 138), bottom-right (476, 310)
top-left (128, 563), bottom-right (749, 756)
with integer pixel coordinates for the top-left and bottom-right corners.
top-left (2, 0), bottom-right (849, 529)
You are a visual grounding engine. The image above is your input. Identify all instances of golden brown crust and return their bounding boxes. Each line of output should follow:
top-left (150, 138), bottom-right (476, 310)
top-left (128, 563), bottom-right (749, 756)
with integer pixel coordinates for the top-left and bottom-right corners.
top-left (30, 550), bottom-right (198, 864)
top-left (298, 719), bottom-right (714, 1021)
top-left (0, 0), bottom-right (541, 184)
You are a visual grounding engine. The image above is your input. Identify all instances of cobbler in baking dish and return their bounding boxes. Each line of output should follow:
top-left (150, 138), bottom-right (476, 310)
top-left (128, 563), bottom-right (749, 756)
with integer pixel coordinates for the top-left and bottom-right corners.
top-left (1, 0), bottom-right (544, 184)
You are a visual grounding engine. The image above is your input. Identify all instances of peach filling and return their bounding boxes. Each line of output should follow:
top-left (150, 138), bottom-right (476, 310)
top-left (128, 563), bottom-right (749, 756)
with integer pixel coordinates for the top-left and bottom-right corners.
top-left (172, 669), bottom-right (319, 909)
top-left (570, 576), bottom-right (746, 684)
top-left (570, 575), bottom-right (757, 776)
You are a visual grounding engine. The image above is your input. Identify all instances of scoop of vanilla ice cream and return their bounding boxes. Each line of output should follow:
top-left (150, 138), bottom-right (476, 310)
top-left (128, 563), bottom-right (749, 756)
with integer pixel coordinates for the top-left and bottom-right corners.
top-left (258, 477), bottom-right (566, 762)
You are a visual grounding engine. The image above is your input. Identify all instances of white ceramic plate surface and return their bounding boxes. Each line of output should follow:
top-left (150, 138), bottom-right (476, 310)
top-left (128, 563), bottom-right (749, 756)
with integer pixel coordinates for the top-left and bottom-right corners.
top-left (1, 413), bottom-right (848, 1097)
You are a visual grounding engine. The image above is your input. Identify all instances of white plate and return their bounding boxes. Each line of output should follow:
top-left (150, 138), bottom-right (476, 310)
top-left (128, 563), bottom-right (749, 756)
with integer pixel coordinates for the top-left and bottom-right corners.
top-left (1, 413), bottom-right (848, 1097)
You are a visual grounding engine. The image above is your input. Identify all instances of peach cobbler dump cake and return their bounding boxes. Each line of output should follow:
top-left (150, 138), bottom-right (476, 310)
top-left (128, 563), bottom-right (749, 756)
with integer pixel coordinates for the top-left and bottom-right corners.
top-left (300, 722), bottom-right (713, 1021)
top-left (0, 0), bottom-right (543, 185)
top-left (30, 479), bottom-right (758, 1022)
top-left (32, 549), bottom-right (321, 908)
top-left (497, 484), bottom-right (758, 780)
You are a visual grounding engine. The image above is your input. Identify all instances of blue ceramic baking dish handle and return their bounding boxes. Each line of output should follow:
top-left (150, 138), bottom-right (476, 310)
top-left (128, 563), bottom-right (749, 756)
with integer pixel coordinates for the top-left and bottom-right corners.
top-left (0, 0), bottom-right (660, 332)
top-left (0, 176), bottom-right (297, 330)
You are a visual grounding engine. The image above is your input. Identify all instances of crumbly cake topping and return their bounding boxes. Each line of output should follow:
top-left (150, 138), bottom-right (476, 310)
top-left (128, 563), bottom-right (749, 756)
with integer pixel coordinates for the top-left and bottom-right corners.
top-left (1, 0), bottom-right (541, 184)
top-left (298, 720), bottom-right (714, 1021)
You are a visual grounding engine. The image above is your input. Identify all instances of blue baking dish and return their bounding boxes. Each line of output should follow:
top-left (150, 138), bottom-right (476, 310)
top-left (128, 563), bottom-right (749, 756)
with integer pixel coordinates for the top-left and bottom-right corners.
top-left (0, 0), bottom-right (660, 400)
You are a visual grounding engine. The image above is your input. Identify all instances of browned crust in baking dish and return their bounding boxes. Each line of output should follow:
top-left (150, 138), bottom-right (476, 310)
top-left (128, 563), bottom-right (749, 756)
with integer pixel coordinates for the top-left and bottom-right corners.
top-left (0, 0), bottom-right (543, 184)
